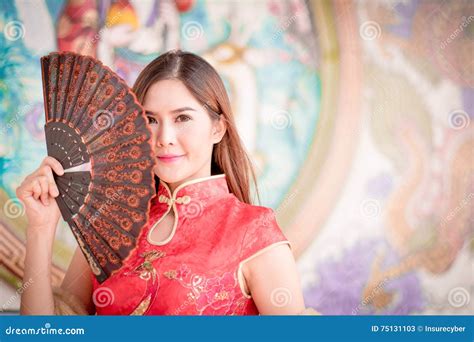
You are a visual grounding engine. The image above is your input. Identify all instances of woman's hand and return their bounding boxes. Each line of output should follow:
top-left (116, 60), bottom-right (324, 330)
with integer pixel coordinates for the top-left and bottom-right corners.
top-left (16, 156), bottom-right (64, 234)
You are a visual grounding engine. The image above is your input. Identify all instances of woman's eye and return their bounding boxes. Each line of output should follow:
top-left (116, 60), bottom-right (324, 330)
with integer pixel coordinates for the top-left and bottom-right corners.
top-left (147, 115), bottom-right (158, 124)
top-left (176, 115), bottom-right (191, 123)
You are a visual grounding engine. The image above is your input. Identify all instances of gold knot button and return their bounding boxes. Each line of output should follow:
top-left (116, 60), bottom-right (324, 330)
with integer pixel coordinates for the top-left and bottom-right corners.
top-left (158, 194), bottom-right (191, 205)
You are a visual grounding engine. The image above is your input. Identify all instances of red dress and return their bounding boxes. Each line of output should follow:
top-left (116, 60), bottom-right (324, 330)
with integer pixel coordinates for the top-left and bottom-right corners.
top-left (91, 174), bottom-right (290, 315)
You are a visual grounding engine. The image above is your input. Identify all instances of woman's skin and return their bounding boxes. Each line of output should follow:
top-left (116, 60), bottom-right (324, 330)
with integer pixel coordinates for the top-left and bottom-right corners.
top-left (18, 79), bottom-right (306, 315)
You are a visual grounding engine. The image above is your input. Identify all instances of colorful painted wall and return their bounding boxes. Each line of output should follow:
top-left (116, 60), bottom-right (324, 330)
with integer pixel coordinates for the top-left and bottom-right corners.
top-left (0, 0), bottom-right (472, 314)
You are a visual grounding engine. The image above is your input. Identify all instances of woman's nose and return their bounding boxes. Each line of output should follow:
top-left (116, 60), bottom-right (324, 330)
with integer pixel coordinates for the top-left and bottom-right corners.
top-left (155, 123), bottom-right (176, 147)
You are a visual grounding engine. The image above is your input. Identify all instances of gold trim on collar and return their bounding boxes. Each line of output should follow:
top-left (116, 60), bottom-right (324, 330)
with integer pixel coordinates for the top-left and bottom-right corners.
top-left (160, 174), bottom-right (226, 199)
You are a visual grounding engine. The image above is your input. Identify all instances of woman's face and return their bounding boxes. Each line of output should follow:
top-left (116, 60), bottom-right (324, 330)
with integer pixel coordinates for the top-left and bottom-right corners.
top-left (143, 79), bottom-right (226, 190)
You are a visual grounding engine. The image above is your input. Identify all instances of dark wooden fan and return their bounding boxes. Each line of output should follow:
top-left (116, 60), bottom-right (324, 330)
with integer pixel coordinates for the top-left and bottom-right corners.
top-left (41, 51), bottom-right (156, 283)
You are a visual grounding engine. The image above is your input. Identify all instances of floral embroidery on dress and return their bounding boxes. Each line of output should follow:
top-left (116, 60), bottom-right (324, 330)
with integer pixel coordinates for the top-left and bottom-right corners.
top-left (195, 272), bottom-right (240, 314)
top-left (163, 265), bottom-right (247, 315)
top-left (164, 264), bottom-right (205, 303)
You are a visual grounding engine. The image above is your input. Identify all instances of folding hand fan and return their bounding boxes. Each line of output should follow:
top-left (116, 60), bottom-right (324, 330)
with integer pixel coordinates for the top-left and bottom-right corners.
top-left (41, 51), bottom-right (156, 283)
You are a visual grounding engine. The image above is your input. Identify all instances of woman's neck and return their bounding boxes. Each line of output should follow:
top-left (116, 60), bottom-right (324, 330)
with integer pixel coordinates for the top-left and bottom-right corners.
top-left (165, 170), bottom-right (213, 193)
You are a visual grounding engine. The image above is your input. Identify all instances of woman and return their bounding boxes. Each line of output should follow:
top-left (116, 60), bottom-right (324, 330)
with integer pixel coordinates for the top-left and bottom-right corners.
top-left (18, 50), bottom-right (311, 315)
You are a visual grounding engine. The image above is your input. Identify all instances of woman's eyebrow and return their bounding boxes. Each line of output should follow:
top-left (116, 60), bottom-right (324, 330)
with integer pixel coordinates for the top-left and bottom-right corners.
top-left (171, 107), bottom-right (196, 113)
top-left (144, 107), bottom-right (196, 116)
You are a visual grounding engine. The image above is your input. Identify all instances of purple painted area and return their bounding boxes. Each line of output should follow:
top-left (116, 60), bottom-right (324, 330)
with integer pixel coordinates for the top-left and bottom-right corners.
top-left (462, 87), bottom-right (474, 118)
top-left (366, 172), bottom-right (393, 199)
top-left (303, 239), bottom-right (423, 315)
top-left (387, 0), bottom-right (420, 38)
top-left (146, 0), bottom-right (159, 27)
top-left (24, 103), bottom-right (44, 140)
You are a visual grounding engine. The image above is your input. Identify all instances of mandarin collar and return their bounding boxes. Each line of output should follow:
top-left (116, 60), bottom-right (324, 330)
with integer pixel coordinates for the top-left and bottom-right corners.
top-left (155, 174), bottom-right (229, 207)
top-left (146, 174), bottom-right (229, 246)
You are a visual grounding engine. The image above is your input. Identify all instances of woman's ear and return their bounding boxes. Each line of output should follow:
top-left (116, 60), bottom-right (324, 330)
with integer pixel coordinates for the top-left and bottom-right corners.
top-left (212, 118), bottom-right (227, 144)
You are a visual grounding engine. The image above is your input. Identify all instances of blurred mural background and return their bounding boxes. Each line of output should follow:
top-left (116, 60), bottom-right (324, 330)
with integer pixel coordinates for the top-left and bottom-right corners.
top-left (0, 0), bottom-right (472, 315)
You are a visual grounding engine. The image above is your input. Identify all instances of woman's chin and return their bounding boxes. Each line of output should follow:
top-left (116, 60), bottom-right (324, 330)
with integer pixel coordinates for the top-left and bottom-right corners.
top-left (154, 168), bottom-right (183, 184)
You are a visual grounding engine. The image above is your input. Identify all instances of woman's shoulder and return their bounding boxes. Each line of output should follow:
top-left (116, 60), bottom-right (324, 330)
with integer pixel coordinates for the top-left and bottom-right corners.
top-left (223, 193), bottom-right (276, 218)
top-left (217, 196), bottom-right (289, 258)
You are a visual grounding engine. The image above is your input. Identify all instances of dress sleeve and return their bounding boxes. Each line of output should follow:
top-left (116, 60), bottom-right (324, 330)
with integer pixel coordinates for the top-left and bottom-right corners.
top-left (237, 207), bottom-right (292, 298)
top-left (239, 207), bottom-right (291, 264)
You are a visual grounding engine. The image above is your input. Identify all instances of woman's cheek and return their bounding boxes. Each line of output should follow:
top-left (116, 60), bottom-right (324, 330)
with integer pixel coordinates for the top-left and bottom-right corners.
top-left (177, 125), bottom-right (201, 147)
top-left (150, 127), bottom-right (159, 146)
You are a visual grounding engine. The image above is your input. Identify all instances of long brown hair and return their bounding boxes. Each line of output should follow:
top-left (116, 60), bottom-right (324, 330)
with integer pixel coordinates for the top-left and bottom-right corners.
top-left (133, 50), bottom-right (259, 205)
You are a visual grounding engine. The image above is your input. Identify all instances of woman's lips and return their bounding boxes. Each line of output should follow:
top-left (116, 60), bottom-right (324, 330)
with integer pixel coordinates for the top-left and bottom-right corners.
top-left (157, 155), bottom-right (184, 163)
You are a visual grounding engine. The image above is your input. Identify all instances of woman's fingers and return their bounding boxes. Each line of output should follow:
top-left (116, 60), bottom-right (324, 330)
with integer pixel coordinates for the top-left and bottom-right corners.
top-left (37, 157), bottom-right (62, 199)
top-left (42, 165), bottom-right (60, 197)
top-left (37, 176), bottom-right (50, 206)
top-left (31, 179), bottom-right (42, 201)
top-left (41, 156), bottom-right (64, 176)
top-left (15, 159), bottom-right (63, 231)
top-left (48, 181), bottom-right (59, 198)
top-left (16, 156), bottom-right (63, 206)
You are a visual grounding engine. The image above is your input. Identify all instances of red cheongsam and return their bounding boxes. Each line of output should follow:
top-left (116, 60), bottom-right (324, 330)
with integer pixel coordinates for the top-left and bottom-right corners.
top-left (91, 174), bottom-right (291, 315)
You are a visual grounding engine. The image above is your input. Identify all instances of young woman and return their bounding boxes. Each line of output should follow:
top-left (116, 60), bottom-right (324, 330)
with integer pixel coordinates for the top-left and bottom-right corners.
top-left (18, 50), bottom-right (311, 315)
